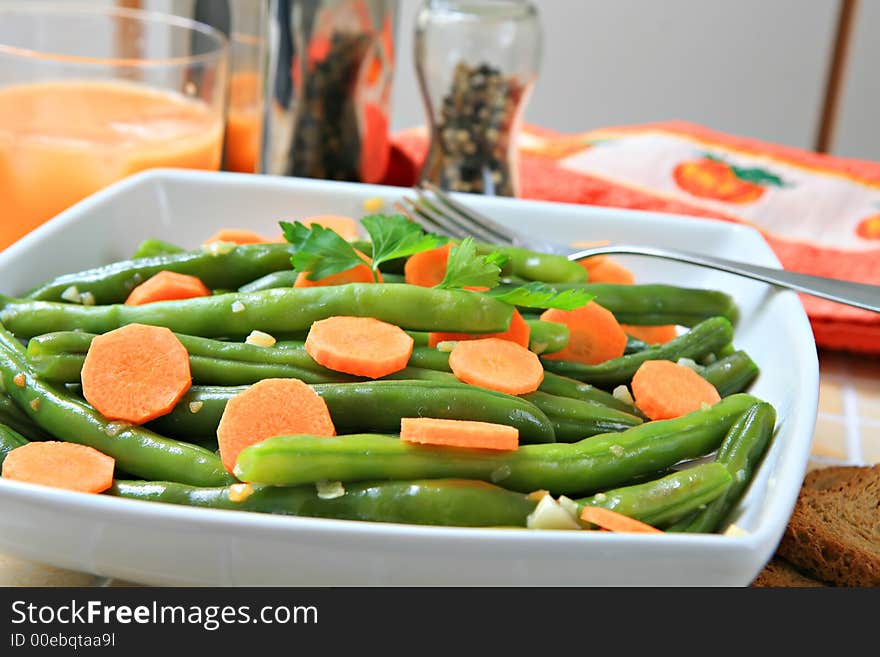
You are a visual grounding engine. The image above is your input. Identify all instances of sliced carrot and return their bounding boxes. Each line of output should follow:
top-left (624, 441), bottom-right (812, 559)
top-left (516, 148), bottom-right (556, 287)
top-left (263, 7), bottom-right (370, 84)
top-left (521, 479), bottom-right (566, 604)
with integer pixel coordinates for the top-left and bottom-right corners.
top-left (580, 506), bottom-right (663, 533)
top-left (124, 270), bottom-right (212, 305)
top-left (630, 359), bottom-right (722, 421)
top-left (204, 228), bottom-right (272, 245)
top-left (622, 324), bottom-right (678, 345)
top-left (585, 258), bottom-right (636, 285)
top-left (400, 417), bottom-right (519, 451)
top-left (294, 250), bottom-right (381, 287)
top-left (305, 316), bottom-right (414, 378)
top-left (428, 308), bottom-right (530, 349)
top-left (300, 215), bottom-right (360, 241)
top-left (2, 441), bottom-right (115, 493)
top-left (540, 301), bottom-right (627, 365)
top-left (81, 324), bottom-right (192, 424)
top-left (448, 337), bottom-right (544, 395)
top-left (217, 378), bottom-right (336, 473)
top-left (404, 243), bottom-right (454, 287)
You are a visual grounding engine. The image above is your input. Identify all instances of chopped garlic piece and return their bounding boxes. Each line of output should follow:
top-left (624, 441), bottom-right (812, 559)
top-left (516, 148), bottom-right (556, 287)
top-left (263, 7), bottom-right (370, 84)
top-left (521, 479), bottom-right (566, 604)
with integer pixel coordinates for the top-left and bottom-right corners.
top-left (104, 421), bottom-right (130, 437)
top-left (490, 464), bottom-right (511, 483)
top-left (245, 330), bottom-right (277, 347)
top-left (80, 291), bottom-right (96, 306)
top-left (609, 444), bottom-right (624, 457)
top-left (231, 300), bottom-right (246, 313)
top-left (593, 493), bottom-right (607, 503)
top-left (527, 495), bottom-right (581, 530)
top-left (529, 342), bottom-right (548, 355)
top-left (316, 480), bottom-right (345, 499)
top-left (60, 286), bottom-right (81, 303)
top-left (12, 373), bottom-right (25, 388)
top-left (188, 401), bottom-right (204, 414)
top-left (202, 240), bottom-right (237, 256)
top-left (556, 495), bottom-right (581, 521)
top-left (29, 398), bottom-right (40, 411)
top-left (228, 483), bottom-right (255, 503)
top-left (676, 357), bottom-right (700, 372)
top-left (612, 385), bottom-right (634, 405)
top-left (362, 196), bottom-right (386, 213)
top-left (436, 341), bottom-right (457, 353)
top-left (723, 523), bottom-right (749, 537)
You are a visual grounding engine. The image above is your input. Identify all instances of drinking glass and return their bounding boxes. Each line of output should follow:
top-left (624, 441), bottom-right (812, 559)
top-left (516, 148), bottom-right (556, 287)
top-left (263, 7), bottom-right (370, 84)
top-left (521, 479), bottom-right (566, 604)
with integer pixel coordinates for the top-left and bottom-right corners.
top-left (0, 3), bottom-right (229, 249)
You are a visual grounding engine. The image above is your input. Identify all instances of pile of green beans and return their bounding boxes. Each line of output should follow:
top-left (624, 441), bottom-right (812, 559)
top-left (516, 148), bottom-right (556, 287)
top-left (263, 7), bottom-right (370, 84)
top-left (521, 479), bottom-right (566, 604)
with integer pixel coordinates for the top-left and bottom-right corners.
top-left (0, 235), bottom-right (778, 535)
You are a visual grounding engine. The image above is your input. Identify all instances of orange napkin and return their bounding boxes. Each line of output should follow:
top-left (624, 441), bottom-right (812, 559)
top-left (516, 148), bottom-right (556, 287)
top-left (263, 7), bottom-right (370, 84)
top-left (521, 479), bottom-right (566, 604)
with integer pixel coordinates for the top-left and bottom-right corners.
top-left (382, 121), bottom-right (880, 355)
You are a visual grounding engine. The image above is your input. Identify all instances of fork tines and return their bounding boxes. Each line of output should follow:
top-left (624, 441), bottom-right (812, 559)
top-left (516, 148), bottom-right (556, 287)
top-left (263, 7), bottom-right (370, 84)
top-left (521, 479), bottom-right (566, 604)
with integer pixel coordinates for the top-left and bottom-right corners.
top-left (400, 182), bottom-right (517, 245)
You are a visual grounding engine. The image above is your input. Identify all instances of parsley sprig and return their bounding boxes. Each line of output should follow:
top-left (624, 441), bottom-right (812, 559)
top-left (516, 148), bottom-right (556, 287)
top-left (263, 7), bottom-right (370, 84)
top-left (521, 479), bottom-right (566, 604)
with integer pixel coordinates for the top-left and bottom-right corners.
top-left (281, 217), bottom-right (593, 311)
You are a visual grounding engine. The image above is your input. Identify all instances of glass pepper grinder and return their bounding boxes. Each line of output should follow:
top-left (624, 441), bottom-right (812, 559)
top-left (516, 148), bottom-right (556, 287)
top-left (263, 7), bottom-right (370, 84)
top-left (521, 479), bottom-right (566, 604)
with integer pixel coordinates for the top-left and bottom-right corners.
top-left (414, 0), bottom-right (541, 196)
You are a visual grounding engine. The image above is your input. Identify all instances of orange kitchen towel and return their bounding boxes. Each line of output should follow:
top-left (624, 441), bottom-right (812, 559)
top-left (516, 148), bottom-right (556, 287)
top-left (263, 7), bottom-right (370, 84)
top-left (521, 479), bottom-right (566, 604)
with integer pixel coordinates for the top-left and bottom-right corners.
top-left (383, 121), bottom-right (880, 355)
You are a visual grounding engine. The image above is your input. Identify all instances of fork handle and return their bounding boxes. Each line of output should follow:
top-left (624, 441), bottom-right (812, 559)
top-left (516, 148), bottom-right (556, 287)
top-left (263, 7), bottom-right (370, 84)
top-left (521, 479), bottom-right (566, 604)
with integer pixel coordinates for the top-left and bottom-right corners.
top-left (567, 245), bottom-right (880, 313)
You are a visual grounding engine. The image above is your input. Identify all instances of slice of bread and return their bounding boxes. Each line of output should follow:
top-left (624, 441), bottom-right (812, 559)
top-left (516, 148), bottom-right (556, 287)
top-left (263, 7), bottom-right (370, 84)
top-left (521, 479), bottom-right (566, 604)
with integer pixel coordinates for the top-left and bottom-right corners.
top-left (751, 556), bottom-right (827, 587)
top-left (776, 465), bottom-right (880, 587)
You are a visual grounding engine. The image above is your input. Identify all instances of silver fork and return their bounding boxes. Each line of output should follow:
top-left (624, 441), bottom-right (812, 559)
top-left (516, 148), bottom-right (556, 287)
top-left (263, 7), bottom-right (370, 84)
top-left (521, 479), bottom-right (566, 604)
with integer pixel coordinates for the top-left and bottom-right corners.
top-left (399, 182), bottom-right (880, 314)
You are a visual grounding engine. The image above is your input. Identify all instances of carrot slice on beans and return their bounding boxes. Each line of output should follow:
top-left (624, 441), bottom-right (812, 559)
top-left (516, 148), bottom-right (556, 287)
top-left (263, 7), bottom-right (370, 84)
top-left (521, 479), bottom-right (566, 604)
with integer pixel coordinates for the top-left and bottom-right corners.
top-left (404, 243), bottom-right (454, 287)
top-left (540, 301), bottom-right (627, 365)
top-left (294, 250), bottom-right (380, 287)
top-left (124, 270), bottom-right (212, 305)
top-left (204, 228), bottom-right (272, 245)
top-left (305, 316), bottom-right (414, 378)
top-left (585, 259), bottom-right (636, 285)
top-left (622, 324), bottom-right (678, 345)
top-left (217, 378), bottom-right (336, 473)
top-left (448, 337), bottom-right (544, 395)
top-left (400, 417), bottom-right (519, 451)
top-left (580, 506), bottom-right (663, 533)
top-left (1, 441), bottom-right (115, 493)
top-left (80, 324), bottom-right (192, 424)
top-left (631, 359), bottom-right (721, 421)
top-left (428, 308), bottom-right (530, 349)
top-left (300, 215), bottom-right (360, 241)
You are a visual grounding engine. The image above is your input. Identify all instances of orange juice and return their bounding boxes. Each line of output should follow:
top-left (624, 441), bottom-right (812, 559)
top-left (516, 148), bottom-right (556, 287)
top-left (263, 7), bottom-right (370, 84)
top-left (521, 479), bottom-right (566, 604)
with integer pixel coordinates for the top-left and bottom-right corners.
top-left (223, 72), bottom-right (263, 174)
top-left (0, 80), bottom-right (223, 249)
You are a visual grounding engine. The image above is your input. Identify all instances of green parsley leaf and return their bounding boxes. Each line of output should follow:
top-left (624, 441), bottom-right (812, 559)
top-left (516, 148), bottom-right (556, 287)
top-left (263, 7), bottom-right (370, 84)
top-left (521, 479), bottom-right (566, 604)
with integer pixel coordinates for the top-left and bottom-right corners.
top-left (279, 220), bottom-right (312, 250)
top-left (436, 237), bottom-right (508, 290)
top-left (489, 281), bottom-right (594, 310)
top-left (361, 214), bottom-right (447, 267)
top-left (287, 223), bottom-right (368, 282)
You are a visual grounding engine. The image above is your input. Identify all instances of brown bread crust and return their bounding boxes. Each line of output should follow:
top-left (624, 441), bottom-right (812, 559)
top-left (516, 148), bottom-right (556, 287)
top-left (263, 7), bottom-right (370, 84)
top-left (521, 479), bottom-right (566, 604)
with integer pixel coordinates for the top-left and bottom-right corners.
top-left (776, 465), bottom-right (880, 587)
top-left (751, 557), bottom-right (827, 587)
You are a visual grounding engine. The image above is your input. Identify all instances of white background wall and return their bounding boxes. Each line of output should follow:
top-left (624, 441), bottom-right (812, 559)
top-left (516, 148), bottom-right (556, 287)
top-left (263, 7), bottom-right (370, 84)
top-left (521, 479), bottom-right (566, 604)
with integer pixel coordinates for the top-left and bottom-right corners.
top-left (390, 0), bottom-right (878, 160)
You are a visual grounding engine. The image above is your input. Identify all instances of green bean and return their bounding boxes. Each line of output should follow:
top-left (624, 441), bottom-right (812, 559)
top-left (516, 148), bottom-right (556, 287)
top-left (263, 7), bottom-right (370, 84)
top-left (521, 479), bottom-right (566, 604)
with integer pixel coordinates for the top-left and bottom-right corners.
top-left (521, 391), bottom-right (643, 441)
top-left (1, 284), bottom-right (515, 339)
top-left (524, 319), bottom-right (569, 355)
top-left (500, 283), bottom-right (738, 327)
top-left (233, 393), bottom-right (760, 495)
top-left (109, 478), bottom-right (539, 528)
top-left (667, 402), bottom-right (776, 533)
top-left (541, 316), bottom-right (734, 389)
top-left (537, 372), bottom-right (638, 414)
top-left (406, 331), bottom-right (430, 347)
top-left (0, 324), bottom-right (233, 486)
top-left (148, 380), bottom-right (557, 444)
top-left (0, 422), bottom-right (29, 467)
top-left (24, 243), bottom-right (296, 305)
top-left (578, 462), bottom-right (732, 529)
top-left (699, 351), bottom-right (760, 397)
top-left (237, 270), bottom-right (298, 293)
top-left (624, 336), bottom-right (652, 354)
top-left (131, 239), bottom-right (185, 259)
top-left (0, 394), bottom-right (52, 441)
top-left (577, 462), bottom-right (733, 529)
top-left (475, 243), bottom-right (588, 283)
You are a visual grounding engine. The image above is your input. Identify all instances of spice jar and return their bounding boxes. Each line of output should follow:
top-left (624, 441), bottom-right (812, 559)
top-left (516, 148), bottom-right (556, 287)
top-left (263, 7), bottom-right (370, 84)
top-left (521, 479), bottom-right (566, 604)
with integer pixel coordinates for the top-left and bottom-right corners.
top-left (263, 0), bottom-right (397, 182)
top-left (415, 0), bottom-right (541, 196)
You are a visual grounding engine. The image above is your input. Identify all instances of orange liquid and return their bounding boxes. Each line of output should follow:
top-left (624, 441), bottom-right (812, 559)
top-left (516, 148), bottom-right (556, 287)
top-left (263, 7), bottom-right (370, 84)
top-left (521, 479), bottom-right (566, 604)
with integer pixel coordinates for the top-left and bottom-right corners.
top-left (0, 80), bottom-right (223, 249)
top-left (223, 72), bottom-right (263, 174)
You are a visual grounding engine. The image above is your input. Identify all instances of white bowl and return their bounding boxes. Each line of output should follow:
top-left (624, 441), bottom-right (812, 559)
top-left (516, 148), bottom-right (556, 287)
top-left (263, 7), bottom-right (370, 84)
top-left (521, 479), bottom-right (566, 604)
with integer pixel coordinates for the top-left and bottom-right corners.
top-left (0, 169), bottom-right (818, 586)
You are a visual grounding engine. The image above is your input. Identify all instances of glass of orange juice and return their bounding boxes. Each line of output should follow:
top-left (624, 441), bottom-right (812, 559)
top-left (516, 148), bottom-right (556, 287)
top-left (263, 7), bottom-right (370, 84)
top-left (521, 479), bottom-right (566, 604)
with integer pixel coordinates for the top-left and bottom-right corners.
top-left (0, 3), bottom-right (229, 250)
